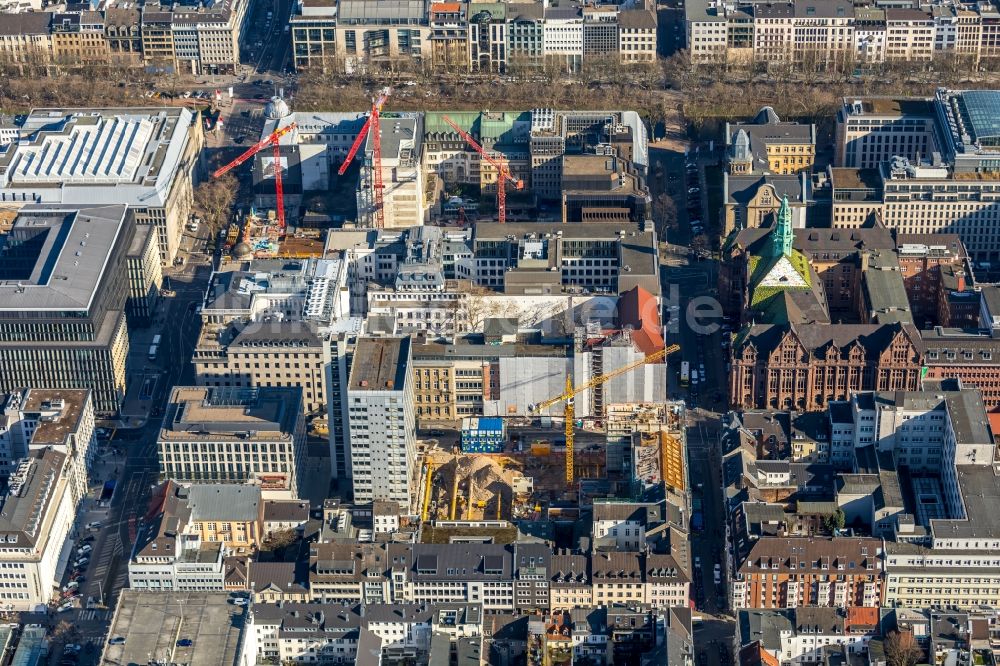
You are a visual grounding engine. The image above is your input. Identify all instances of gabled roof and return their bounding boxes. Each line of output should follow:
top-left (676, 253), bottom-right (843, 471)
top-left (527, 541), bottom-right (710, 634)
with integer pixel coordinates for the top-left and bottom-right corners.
top-left (616, 286), bottom-right (665, 354)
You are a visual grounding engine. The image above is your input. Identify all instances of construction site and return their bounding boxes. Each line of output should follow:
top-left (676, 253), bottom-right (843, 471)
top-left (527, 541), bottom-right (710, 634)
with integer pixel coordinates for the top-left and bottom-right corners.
top-left (224, 209), bottom-right (327, 260)
top-left (418, 401), bottom-right (688, 530)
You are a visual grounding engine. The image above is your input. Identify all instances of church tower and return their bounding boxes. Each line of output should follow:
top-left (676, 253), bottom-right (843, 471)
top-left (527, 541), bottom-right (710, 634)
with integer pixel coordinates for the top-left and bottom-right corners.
top-left (728, 129), bottom-right (752, 175)
top-left (767, 196), bottom-right (794, 258)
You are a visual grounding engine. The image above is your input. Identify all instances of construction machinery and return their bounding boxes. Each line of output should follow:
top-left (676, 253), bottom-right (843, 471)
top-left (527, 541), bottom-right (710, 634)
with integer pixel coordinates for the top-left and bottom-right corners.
top-left (213, 122), bottom-right (297, 237)
top-left (530, 344), bottom-right (680, 487)
top-left (338, 88), bottom-right (391, 229)
top-left (441, 115), bottom-right (524, 225)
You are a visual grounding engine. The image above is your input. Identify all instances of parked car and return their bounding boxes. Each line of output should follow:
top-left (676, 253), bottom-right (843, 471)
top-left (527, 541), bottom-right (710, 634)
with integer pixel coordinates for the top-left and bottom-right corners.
top-left (176, 639), bottom-right (193, 647)
top-left (76, 545), bottom-right (92, 556)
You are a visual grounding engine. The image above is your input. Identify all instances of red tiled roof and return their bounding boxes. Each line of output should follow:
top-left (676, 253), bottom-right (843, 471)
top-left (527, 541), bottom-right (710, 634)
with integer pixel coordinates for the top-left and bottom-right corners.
top-left (846, 606), bottom-right (879, 630)
top-left (988, 413), bottom-right (1000, 438)
top-left (616, 286), bottom-right (665, 355)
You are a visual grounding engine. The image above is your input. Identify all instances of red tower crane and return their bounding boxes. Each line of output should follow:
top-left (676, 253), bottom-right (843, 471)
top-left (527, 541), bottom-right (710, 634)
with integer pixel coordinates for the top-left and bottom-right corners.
top-left (338, 88), bottom-right (391, 229)
top-left (213, 122), bottom-right (297, 236)
top-left (442, 114), bottom-right (524, 224)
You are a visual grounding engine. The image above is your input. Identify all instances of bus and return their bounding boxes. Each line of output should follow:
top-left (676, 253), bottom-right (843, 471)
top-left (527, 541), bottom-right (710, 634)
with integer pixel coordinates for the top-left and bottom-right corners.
top-left (680, 361), bottom-right (690, 387)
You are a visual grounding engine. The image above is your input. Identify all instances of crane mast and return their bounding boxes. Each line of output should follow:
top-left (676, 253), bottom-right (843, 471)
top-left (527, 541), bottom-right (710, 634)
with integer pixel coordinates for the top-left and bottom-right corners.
top-left (530, 344), bottom-right (680, 486)
top-left (339, 89), bottom-right (391, 229)
top-left (441, 115), bottom-right (524, 224)
top-left (213, 122), bottom-right (297, 235)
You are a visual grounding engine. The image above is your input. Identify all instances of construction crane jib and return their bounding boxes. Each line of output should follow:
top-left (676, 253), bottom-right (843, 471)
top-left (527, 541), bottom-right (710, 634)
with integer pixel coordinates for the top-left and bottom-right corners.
top-left (529, 344), bottom-right (680, 487)
top-left (338, 88), bottom-right (392, 229)
top-left (441, 114), bottom-right (524, 225)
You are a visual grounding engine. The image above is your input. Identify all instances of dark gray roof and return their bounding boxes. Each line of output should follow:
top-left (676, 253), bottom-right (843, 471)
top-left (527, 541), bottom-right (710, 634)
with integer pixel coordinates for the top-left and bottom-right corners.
top-left (617, 8), bottom-right (655, 28)
top-left (338, 0), bottom-right (427, 21)
top-left (828, 401), bottom-right (852, 424)
top-left (264, 500), bottom-right (310, 524)
top-left (349, 337), bottom-right (411, 392)
top-left (230, 320), bottom-right (323, 349)
top-left (794, 0), bottom-right (852, 19)
top-left (250, 561), bottom-right (308, 595)
top-left (187, 484), bottom-right (261, 523)
top-left (980, 286), bottom-right (1000, 320)
top-left (0, 12), bottom-right (51, 35)
top-left (726, 174), bottom-right (806, 206)
top-left (390, 543), bottom-right (513, 581)
top-left (0, 449), bottom-right (66, 547)
top-left (0, 205), bottom-right (128, 312)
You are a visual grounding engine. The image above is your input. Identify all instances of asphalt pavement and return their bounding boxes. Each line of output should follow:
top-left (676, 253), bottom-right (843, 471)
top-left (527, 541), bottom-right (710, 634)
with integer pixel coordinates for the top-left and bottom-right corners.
top-left (653, 141), bottom-right (736, 666)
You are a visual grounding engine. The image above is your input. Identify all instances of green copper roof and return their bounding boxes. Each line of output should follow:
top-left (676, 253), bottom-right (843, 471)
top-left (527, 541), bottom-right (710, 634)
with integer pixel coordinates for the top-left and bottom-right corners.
top-left (469, 3), bottom-right (506, 20)
top-left (423, 112), bottom-right (531, 158)
top-left (763, 196), bottom-right (794, 259)
top-left (748, 249), bottom-right (813, 312)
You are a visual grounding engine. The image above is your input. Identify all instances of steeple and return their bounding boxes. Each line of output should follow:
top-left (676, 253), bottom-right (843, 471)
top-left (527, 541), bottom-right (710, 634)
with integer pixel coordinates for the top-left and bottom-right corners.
top-left (732, 129), bottom-right (750, 161)
top-left (770, 196), bottom-right (793, 257)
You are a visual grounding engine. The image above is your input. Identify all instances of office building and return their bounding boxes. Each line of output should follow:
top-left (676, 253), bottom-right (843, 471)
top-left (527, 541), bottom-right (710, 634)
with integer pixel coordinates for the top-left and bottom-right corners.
top-left (0, 205), bottom-right (133, 414)
top-left (125, 224), bottom-right (162, 326)
top-left (834, 97), bottom-right (940, 169)
top-left (0, 449), bottom-right (77, 610)
top-left (157, 386), bottom-right (307, 498)
top-left (830, 91), bottom-right (1000, 261)
top-left (470, 221), bottom-right (660, 296)
top-left (346, 337), bottom-right (416, 506)
top-left (0, 107), bottom-right (202, 263)
top-left (0, 388), bottom-right (96, 504)
top-left (194, 320), bottom-right (328, 414)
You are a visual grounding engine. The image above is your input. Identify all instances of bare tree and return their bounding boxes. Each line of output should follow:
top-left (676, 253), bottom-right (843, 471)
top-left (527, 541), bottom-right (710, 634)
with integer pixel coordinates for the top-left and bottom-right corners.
top-left (884, 630), bottom-right (922, 666)
top-left (261, 528), bottom-right (299, 552)
top-left (50, 620), bottom-right (81, 645)
top-left (652, 193), bottom-right (678, 237)
top-left (193, 173), bottom-right (238, 236)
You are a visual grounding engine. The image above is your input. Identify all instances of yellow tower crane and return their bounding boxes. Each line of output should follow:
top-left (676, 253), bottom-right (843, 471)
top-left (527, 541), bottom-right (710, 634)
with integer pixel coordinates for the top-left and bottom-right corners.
top-left (529, 344), bottom-right (680, 486)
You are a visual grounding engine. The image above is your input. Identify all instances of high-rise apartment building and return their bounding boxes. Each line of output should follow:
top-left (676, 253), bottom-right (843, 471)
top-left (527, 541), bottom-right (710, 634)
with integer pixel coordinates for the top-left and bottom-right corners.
top-left (346, 337), bottom-right (416, 507)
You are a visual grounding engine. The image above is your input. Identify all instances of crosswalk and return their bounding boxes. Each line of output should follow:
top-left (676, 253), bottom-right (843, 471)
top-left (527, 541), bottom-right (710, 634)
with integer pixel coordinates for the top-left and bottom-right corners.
top-left (77, 609), bottom-right (110, 622)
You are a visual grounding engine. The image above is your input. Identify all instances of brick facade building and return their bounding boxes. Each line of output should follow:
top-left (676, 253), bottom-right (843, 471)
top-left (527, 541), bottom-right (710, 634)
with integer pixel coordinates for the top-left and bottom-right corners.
top-left (730, 323), bottom-right (923, 410)
top-left (922, 327), bottom-right (1000, 411)
top-left (731, 537), bottom-right (884, 609)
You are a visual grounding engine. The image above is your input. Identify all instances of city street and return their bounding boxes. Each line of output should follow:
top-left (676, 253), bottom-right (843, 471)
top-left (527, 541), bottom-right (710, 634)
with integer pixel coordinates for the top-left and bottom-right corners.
top-left (52, 246), bottom-right (213, 662)
top-left (654, 141), bottom-right (736, 665)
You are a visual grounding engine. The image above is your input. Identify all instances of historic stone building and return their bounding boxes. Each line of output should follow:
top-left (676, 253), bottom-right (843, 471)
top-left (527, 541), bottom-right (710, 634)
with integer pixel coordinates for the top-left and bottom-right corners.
top-left (729, 322), bottom-right (923, 410)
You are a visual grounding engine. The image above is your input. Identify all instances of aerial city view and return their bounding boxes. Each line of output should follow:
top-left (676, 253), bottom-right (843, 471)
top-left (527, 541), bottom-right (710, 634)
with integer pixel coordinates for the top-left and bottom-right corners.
top-left (2, 0), bottom-right (1000, 664)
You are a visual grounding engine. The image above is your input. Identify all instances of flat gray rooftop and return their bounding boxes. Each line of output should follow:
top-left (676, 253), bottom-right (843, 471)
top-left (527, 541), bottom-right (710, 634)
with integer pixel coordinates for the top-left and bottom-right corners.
top-left (0, 205), bottom-right (127, 312)
top-left (101, 591), bottom-right (245, 666)
top-left (932, 464), bottom-right (1000, 540)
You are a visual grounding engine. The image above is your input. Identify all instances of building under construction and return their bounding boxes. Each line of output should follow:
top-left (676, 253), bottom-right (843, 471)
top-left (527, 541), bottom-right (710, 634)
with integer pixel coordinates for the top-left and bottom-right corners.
top-left (417, 399), bottom-right (688, 529)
